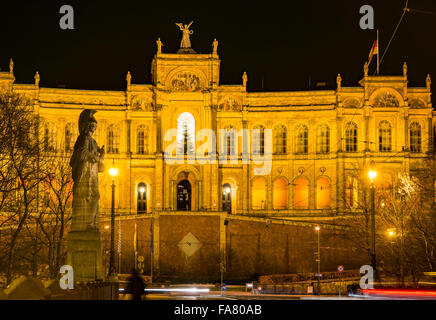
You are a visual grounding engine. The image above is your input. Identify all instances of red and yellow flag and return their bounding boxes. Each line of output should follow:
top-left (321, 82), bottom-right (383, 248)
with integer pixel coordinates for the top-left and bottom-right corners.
top-left (368, 40), bottom-right (379, 65)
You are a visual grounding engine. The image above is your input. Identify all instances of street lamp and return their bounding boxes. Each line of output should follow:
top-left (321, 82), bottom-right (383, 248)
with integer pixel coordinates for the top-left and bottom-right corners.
top-left (387, 229), bottom-right (395, 238)
top-left (368, 164), bottom-right (378, 283)
top-left (108, 166), bottom-right (118, 281)
top-left (315, 225), bottom-right (321, 295)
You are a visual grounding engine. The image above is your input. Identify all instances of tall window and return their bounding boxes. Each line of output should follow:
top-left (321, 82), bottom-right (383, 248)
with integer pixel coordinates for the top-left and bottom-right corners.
top-left (252, 178), bottom-right (266, 210)
top-left (177, 112), bottom-right (195, 155)
top-left (137, 182), bottom-right (147, 213)
top-left (64, 122), bottom-right (73, 152)
top-left (345, 176), bottom-right (358, 208)
top-left (410, 122), bottom-right (421, 153)
top-left (274, 125), bottom-right (287, 154)
top-left (379, 121), bottom-right (392, 152)
top-left (294, 177), bottom-right (309, 208)
top-left (273, 178), bottom-right (287, 209)
top-left (44, 122), bottom-right (56, 152)
top-left (295, 125), bottom-right (308, 154)
top-left (137, 125), bottom-right (148, 154)
top-left (316, 124), bottom-right (330, 154)
top-left (345, 122), bottom-right (358, 152)
top-left (316, 177), bottom-right (330, 208)
top-left (253, 125), bottom-right (265, 156)
top-left (107, 124), bottom-right (120, 154)
top-left (223, 125), bottom-right (236, 157)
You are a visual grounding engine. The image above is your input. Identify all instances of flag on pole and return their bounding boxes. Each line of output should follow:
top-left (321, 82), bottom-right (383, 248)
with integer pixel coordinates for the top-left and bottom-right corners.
top-left (117, 218), bottom-right (121, 254)
top-left (368, 39), bottom-right (379, 66)
top-left (150, 218), bottom-right (153, 253)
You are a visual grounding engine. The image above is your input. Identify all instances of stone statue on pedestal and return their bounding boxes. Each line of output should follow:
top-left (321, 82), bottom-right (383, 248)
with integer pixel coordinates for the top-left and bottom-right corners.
top-left (67, 109), bottom-right (105, 282)
top-left (70, 109), bottom-right (105, 230)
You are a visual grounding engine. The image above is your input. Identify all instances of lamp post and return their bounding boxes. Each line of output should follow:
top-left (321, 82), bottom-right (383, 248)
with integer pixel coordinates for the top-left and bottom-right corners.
top-left (108, 167), bottom-right (118, 281)
top-left (315, 225), bottom-right (321, 295)
top-left (368, 166), bottom-right (377, 282)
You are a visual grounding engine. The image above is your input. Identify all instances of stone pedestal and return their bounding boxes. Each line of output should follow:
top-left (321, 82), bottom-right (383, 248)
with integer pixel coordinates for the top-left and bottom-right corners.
top-left (67, 230), bottom-right (104, 283)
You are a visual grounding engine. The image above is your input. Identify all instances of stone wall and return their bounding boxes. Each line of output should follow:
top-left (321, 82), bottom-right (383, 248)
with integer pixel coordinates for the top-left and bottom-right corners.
top-left (102, 214), bottom-right (366, 283)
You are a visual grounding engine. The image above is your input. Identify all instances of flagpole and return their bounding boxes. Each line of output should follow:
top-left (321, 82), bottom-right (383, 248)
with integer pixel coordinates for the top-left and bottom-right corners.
top-left (150, 216), bottom-right (153, 282)
top-left (377, 29), bottom-right (380, 75)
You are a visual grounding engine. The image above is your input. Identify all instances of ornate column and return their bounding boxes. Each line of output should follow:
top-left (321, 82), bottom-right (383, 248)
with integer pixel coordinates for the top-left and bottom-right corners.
top-left (169, 179), bottom-right (175, 210)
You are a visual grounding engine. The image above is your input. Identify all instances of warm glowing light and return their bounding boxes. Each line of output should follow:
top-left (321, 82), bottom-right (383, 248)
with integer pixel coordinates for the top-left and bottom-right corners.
top-left (139, 187), bottom-right (146, 193)
top-left (368, 170), bottom-right (377, 182)
top-left (109, 168), bottom-right (118, 177)
top-left (225, 187), bottom-right (231, 194)
top-left (315, 226), bottom-right (321, 231)
top-left (361, 288), bottom-right (436, 297)
top-left (104, 225), bottom-right (110, 230)
top-left (387, 229), bottom-right (395, 237)
top-left (140, 287), bottom-right (210, 293)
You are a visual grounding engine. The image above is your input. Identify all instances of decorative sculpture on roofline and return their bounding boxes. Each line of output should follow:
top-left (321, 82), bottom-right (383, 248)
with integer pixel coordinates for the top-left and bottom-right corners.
top-left (156, 38), bottom-right (163, 54)
top-left (176, 21), bottom-right (195, 53)
top-left (212, 38), bottom-right (218, 54)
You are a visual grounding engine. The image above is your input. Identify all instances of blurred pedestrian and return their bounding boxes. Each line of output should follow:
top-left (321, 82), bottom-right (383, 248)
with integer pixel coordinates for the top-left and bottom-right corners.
top-left (127, 269), bottom-right (145, 300)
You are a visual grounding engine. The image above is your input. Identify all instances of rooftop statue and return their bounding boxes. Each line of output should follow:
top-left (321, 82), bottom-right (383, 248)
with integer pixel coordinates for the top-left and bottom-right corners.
top-left (176, 21), bottom-right (194, 49)
top-left (69, 109), bottom-right (105, 231)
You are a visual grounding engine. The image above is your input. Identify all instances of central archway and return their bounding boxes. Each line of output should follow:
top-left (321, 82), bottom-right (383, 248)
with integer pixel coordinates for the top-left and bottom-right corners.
top-left (177, 179), bottom-right (192, 211)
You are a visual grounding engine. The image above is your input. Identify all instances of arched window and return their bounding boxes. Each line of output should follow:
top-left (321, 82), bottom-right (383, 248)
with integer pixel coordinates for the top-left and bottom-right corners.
top-left (223, 125), bottom-right (236, 157)
top-left (64, 122), bottom-right (74, 153)
top-left (44, 122), bottom-right (56, 152)
top-left (316, 177), bottom-right (330, 208)
top-left (294, 177), bottom-right (309, 208)
top-left (345, 176), bottom-right (358, 208)
top-left (273, 178), bottom-right (287, 209)
top-left (376, 173), bottom-right (393, 207)
top-left (107, 124), bottom-right (120, 154)
top-left (316, 124), bottom-right (330, 154)
top-left (345, 122), bottom-right (358, 152)
top-left (253, 125), bottom-right (265, 156)
top-left (274, 125), bottom-right (287, 154)
top-left (137, 182), bottom-right (147, 213)
top-left (379, 121), bottom-right (392, 152)
top-left (410, 122), bottom-right (421, 153)
top-left (177, 112), bottom-right (195, 155)
top-left (137, 125), bottom-right (148, 154)
top-left (295, 125), bottom-right (308, 154)
top-left (252, 178), bottom-right (266, 210)
top-left (222, 183), bottom-right (232, 213)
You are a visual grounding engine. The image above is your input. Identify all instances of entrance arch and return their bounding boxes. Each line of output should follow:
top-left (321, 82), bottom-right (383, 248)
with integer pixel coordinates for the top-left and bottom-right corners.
top-left (222, 183), bottom-right (232, 213)
top-left (177, 180), bottom-right (191, 211)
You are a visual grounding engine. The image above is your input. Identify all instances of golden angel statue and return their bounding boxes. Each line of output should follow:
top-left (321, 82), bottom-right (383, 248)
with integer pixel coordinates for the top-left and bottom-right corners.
top-left (176, 21), bottom-right (194, 49)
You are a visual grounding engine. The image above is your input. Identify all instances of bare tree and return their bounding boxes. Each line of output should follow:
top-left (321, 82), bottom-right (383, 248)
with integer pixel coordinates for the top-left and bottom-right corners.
top-left (0, 92), bottom-right (48, 285)
top-left (35, 154), bottom-right (73, 278)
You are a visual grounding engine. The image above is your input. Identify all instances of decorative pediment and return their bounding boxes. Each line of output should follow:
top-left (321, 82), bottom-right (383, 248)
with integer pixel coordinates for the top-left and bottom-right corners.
top-left (130, 95), bottom-right (153, 111)
top-left (343, 98), bottom-right (362, 108)
top-left (409, 98), bottom-right (426, 109)
top-left (218, 95), bottom-right (241, 112)
top-left (170, 71), bottom-right (202, 92)
top-left (373, 91), bottom-right (400, 108)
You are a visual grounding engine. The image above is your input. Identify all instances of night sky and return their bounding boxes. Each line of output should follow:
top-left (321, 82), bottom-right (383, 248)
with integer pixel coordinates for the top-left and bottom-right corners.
top-left (1, 0), bottom-right (435, 97)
